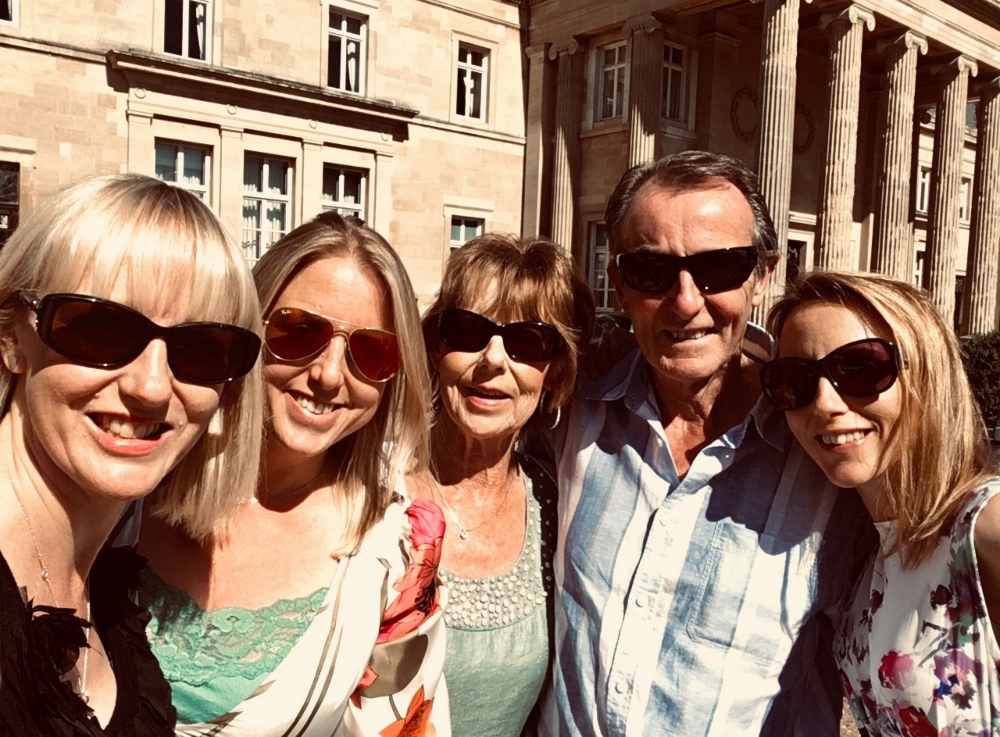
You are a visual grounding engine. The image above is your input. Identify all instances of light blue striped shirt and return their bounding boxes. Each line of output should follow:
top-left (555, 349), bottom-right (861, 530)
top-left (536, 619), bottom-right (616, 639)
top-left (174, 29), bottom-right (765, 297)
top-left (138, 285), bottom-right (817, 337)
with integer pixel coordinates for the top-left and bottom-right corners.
top-left (537, 337), bottom-right (875, 737)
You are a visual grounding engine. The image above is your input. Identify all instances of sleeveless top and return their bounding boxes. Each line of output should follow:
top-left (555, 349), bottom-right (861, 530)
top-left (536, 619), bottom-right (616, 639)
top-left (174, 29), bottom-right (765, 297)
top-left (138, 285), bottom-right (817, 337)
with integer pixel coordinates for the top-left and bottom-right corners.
top-left (0, 546), bottom-right (176, 737)
top-left (439, 455), bottom-right (557, 737)
top-left (139, 568), bottom-right (327, 723)
top-left (836, 480), bottom-right (1000, 735)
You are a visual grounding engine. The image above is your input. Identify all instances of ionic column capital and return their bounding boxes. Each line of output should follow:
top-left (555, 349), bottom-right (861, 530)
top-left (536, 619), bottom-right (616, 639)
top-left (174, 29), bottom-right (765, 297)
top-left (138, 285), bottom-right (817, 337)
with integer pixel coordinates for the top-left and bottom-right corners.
top-left (547, 40), bottom-right (580, 61)
top-left (820, 4), bottom-right (875, 32)
top-left (876, 30), bottom-right (927, 56)
top-left (525, 43), bottom-right (549, 62)
top-left (620, 15), bottom-right (665, 40)
top-left (750, 0), bottom-right (814, 4)
top-left (932, 54), bottom-right (979, 79)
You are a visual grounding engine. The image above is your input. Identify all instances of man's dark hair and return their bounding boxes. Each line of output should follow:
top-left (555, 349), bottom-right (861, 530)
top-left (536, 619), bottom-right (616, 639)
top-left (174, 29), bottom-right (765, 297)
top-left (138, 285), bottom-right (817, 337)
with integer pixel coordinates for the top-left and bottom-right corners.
top-left (604, 150), bottom-right (778, 272)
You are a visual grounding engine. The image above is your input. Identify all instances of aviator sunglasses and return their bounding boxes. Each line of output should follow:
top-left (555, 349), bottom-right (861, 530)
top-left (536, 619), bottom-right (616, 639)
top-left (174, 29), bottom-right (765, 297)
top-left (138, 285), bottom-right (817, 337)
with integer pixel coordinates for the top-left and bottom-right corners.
top-left (438, 308), bottom-right (563, 363)
top-left (615, 246), bottom-right (759, 293)
top-left (263, 307), bottom-right (400, 383)
top-left (23, 292), bottom-right (261, 384)
top-left (760, 338), bottom-right (904, 411)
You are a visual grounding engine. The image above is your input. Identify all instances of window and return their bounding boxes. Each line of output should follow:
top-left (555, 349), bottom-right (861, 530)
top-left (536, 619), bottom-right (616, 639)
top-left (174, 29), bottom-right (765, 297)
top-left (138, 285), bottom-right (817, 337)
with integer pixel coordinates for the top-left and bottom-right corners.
top-left (0, 163), bottom-right (19, 248)
top-left (242, 155), bottom-right (291, 262)
top-left (450, 216), bottom-right (483, 253)
top-left (322, 166), bottom-right (366, 218)
top-left (328, 10), bottom-right (366, 94)
top-left (662, 42), bottom-right (687, 122)
top-left (960, 177), bottom-right (972, 223)
top-left (155, 142), bottom-right (209, 200)
top-left (916, 166), bottom-right (932, 215)
top-left (0, 0), bottom-right (16, 25)
top-left (597, 42), bottom-right (627, 121)
top-left (588, 223), bottom-right (614, 310)
top-left (456, 43), bottom-right (488, 121)
top-left (165, 0), bottom-right (210, 61)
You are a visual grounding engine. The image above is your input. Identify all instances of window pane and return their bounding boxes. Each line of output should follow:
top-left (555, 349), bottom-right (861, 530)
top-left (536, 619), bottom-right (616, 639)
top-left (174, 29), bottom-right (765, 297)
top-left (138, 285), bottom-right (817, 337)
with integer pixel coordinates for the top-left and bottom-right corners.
top-left (451, 219), bottom-right (461, 241)
top-left (469, 70), bottom-right (481, 119)
top-left (322, 168), bottom-right (340, 200)
top-left (244, 156), bottom-right (263, 192)
top-left (329, 36), bottom-right (343, 88)
top-left (182, 147), bottom-right (205, 186)
top-left (264, 202), bottom-right (286, 239)
top-left (188, 0), bottom-right (207, 60)
top-left (345, 15), bottom-right (362, 35)
top-left (345, 39), bottom-right (359, 92)
top-left (604, 48), bottom-right (616, 67)
top-left (164, 0), bottom-right (183, 54)
top-left (155, 144), bottom-right (178, 182)
top-left (1, 0), bottom-right (12, 22)
top-left (667, 69), bottom-right (682, 119)
top-left (457, 69), bottom-right (468, 116)
top-left (602, 69), bottom-right (615, 119)
top-left (672, 47), bottom-right (683, 65)
top-left (330, 11), bottom-right (343, 29)
top-left (342, 172), bottom-right (361, 203)
top-left (614, 67), bottom-right (624, 117)
top-left (266, 161), bottom-right (288, 195)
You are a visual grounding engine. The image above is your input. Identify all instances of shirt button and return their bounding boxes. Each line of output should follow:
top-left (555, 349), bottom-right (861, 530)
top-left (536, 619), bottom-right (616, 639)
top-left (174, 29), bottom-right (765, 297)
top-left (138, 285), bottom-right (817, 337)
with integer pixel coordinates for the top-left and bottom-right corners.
top-left (615, 680), bottom-right (627, 694)
top-left (657, 514), bottom-right (669, 527)
top-left (635, 596), bottom-right (646, 608)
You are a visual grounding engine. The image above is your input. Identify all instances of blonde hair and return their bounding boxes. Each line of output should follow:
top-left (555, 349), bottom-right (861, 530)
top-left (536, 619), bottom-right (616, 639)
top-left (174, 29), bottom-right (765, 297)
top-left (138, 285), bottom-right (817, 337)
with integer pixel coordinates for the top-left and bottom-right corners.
top-left (422, 234), bottom-right (594, 428)
top-left (253, 212), bottom-right (431, 556)
top-left (0, 174), bottom-right (264, 540)
top-left (768, 271), bottom-right (995, 567)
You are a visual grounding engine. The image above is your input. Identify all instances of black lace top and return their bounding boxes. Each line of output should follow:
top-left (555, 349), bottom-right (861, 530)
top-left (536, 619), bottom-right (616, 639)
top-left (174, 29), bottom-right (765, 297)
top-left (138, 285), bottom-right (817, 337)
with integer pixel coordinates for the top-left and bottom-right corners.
top-left (0, 546), bottom-right (176, 736)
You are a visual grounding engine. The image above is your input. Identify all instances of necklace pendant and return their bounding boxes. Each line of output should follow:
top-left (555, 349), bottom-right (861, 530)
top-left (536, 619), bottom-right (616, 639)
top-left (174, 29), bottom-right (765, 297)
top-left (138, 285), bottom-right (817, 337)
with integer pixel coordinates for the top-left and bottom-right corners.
top-left (459, 528), bottom-right (469, 540)
top-left (40, 569), bottom-right (49, 583)
top-left (79, 689), bottom-right (90, 704)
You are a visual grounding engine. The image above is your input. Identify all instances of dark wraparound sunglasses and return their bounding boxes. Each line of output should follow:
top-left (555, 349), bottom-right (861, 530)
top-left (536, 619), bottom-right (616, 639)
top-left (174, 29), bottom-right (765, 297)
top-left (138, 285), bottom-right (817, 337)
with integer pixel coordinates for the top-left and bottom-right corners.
top-left (760, 338), bottom-right (904, 411)
top-left (438, 308), bottom-right (563, 363)
top-left (615, 246), bottom-right (759, 293)
top-left (264, 307), bottom-right (400, 383)
top-left (23, 293), bottom-right (261, 384)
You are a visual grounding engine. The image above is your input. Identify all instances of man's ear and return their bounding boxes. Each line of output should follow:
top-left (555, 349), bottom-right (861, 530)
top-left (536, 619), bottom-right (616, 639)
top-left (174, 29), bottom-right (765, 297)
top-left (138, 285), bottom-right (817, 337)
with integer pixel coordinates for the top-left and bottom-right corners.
top-left (750, 251), bottom-right (778, 308)
top-left (607, 258), bottom-right (624, 301)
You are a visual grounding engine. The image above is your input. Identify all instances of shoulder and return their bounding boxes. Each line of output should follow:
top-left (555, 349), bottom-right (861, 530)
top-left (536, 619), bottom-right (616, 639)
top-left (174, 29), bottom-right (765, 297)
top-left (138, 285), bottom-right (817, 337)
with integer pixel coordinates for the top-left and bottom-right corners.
top-left (969, 479), bottom-right (1000, 557)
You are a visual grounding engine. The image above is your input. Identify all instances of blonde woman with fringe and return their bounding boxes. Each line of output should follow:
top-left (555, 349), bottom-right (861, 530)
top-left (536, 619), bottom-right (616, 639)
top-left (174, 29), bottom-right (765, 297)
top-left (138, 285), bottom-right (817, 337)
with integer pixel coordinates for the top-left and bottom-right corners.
top-left (760, 271), bottom-right (1000, 735)
top-left (138, 212), bottom-right (448, 736)
top-left (0, 174), bottom-right (263, 735)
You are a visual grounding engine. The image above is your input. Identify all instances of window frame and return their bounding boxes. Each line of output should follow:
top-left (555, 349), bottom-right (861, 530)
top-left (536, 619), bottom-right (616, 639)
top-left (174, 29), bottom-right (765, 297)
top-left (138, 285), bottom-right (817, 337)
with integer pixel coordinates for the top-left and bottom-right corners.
top-left (449, 215), bottom-right (484, 254)
top-left (327, 8), bottom-right (367, 95)
top-left (242, 154), bottom-right (293, 263)
top-left (0, 162), bottom-right (20, 248)
top-left (0, 0), bottom-right (18, 27)
top-left (163, 0), bottom-right (212, 61)
top-left (154, 141), bottom-right (211, 202)
top-left (588, 222), bottom-right (615, 312)
top-left (959, 176), bottom-right (972, 224)
top-left (321, 165), bottom-right (367, 219)
top-left (595, 40), bottom-right (627, 122)
top-left (916, 166), bottom-right (932, 215)
top-left (661, 41), bottom-right (688, 123)
top-left (455, 42), bottom-right (489, 123)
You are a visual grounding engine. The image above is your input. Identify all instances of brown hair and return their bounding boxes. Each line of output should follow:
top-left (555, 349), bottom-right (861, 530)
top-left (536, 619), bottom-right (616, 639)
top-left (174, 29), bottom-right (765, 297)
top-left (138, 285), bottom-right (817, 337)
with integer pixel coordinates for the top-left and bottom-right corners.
top-left (422, 233), bottom-right (594, 426)
top-left (768, 271), bottom-right (995, 567)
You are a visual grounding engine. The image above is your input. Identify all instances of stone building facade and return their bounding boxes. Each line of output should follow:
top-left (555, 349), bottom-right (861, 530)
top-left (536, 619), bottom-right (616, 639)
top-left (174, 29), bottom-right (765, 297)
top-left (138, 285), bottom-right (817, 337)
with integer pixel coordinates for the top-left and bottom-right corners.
top-left (521, 0), bottom-right (1000, 333)
top-left (0, 0), bottom-right (526, 307)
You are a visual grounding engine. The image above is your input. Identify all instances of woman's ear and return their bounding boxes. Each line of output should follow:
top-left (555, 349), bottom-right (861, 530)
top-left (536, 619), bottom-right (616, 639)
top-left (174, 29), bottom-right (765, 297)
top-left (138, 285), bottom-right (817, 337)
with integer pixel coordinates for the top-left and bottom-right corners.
top-left (0, 331), bottom-right (24, 374)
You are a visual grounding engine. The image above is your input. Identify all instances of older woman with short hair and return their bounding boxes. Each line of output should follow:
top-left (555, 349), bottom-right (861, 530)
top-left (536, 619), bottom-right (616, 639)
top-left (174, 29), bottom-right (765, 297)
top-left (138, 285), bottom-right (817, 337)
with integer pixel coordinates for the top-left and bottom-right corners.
top-left (0, 174), bottom-right (263, 734)
top-left (406, 233), bottom-right (593, 737)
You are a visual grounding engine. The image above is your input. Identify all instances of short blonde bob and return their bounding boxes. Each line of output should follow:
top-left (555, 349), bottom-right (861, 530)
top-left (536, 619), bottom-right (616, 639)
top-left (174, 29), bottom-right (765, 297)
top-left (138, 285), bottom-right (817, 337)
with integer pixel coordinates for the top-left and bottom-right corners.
top-left (0, 174), bottom-right (264, 540)
top-left (422, 233), bottom-right (594, 429)
top-left (253, 211), bottom-right (431, 556)
top-left (767, 271), bottom-right (995, 568)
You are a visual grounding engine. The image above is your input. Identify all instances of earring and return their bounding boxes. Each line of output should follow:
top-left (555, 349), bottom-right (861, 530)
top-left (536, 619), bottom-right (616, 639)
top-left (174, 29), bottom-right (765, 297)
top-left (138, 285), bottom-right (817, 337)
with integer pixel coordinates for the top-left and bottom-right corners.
top-left (5, 353), bottom-right (19, 372)
top-left (548, 405), bottom-right (562, 430)
top-left (207, 409), bottom-right (224, 436)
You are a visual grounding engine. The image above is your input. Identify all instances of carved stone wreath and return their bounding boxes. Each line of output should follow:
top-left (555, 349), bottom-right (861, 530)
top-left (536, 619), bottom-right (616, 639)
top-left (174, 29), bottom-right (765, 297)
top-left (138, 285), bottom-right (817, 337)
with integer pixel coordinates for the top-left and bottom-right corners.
top-left (730, 86), bottom-right (816, 155)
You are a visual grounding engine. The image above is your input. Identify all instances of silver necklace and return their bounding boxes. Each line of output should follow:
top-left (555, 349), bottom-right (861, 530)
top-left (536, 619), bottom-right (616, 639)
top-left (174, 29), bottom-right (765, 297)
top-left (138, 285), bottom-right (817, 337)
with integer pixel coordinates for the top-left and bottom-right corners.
top-left (429, 464), bottom-right (516, 540)
top-left (10, 485), bottom-right (91, 703)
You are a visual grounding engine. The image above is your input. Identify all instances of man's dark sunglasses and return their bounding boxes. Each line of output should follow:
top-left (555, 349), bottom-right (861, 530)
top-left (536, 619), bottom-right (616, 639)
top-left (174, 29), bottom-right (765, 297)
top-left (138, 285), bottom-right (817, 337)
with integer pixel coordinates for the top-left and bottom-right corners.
top-left (615, 246), bottom-right (759, 293)
top-left (760, 338), bottom-right (904, 411)
top-left (438, 308), bottom-right (563, 363)
top-left (23, 293), bottom-right (261, 384)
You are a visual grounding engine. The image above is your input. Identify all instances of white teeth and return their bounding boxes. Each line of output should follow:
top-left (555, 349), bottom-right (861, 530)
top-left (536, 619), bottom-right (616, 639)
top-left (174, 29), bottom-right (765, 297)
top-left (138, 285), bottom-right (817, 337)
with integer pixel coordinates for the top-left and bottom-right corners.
top-left (669, 330), bottom-right (708, 340)
top-left (821, 430), bottom-right (866, 445)
top-left (98, 415), bottom-right (159, 440)
top-left (295, 395), bottom-right (335, 415)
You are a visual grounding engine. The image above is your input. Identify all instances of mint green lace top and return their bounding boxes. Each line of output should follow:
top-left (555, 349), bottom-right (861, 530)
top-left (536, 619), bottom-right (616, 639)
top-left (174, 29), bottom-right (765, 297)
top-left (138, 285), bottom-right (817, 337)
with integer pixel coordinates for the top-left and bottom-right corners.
top-left (138, 567), bottom-right (328, 724)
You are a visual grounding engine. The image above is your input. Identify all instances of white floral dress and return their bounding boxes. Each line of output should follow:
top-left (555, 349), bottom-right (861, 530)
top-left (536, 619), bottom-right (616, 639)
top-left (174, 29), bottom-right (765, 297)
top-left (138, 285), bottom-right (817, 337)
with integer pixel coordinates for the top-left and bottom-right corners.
top-left (836, 480), bottom-right (1000, 736)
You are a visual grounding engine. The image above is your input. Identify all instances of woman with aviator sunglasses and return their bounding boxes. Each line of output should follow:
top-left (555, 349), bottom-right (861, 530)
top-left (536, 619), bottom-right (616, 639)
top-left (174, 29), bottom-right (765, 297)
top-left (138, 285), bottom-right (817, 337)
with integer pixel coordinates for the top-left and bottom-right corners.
top-left (138, 211), bottom-right (449, 736)
top-left (405, 234), bottom-right (593, 737)
top-left (761, 271), bottom-right (1000, 734)
top-left (0, 174), bottom-right (263, 735)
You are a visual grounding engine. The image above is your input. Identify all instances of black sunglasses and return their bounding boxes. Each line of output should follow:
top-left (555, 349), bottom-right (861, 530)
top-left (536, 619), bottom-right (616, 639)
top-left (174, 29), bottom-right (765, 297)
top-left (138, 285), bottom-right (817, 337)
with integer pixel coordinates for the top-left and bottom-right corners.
top-left (23, 293), bottom-right (261, 385)
top-left (438, 308), bottom-right (564, 363)
top-left (615, 246), bottom-right (759, 293)
top-left (263, 307), bottom-right (400, 383)
top-left (760, 338), bottom-right (903, 411)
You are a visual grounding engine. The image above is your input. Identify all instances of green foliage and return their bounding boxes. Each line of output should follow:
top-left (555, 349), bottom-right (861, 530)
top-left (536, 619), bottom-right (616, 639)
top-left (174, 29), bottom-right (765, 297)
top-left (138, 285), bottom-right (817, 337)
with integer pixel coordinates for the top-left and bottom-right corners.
top-left (960, 330), bottom-right (1000, 430)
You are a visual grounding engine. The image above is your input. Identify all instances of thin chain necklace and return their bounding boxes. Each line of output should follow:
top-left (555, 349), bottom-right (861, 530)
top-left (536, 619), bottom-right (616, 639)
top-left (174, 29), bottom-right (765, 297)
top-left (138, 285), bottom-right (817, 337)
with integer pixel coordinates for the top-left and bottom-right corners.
top-left (428, 457), bottom-right (517, 540)
top-left (10, 484), bottom-right (91, 703)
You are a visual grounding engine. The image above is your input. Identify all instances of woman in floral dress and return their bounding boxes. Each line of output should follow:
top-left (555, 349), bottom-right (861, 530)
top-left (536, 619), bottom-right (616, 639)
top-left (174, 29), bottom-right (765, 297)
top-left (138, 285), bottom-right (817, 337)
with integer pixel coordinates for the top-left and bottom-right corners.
top-left (760, 270), bottom-right (1000, 735)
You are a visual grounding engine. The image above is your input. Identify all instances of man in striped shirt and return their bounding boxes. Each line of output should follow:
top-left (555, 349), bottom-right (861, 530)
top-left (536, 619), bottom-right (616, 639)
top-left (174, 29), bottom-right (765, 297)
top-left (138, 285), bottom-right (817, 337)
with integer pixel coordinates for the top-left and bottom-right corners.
top-left (537, 151), bottom-right (875, 736)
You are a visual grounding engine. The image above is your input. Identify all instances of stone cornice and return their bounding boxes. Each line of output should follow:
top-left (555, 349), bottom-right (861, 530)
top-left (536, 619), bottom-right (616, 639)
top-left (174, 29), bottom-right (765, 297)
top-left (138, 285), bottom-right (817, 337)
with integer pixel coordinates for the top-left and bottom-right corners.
top-left (106, 49), bottom-right (418, 140)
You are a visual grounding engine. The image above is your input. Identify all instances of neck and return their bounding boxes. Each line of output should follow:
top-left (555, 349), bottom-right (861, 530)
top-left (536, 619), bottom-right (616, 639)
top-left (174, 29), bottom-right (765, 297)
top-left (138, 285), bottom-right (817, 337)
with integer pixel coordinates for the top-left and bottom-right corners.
top-left (429, 420), bottom-right (519, 491)
top-left (262, 434), bottom-right (330, 503)
top-left (652, 353), bottom-right (761, 434)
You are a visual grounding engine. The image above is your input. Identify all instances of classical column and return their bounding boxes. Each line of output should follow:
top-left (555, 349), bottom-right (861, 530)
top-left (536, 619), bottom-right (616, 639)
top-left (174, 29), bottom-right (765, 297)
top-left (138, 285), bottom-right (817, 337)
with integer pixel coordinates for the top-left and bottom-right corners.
top-left (750, 0), bottom-right (805, 323)
top-left (814, 5), bottom-right (875, 270)
top-left (871, 32), bottom-right (927, 280)
top-left (522, 43), bottom-right (550, 238)
top-left (550, 42), bottom-right (581, 253)
top-left (925, 55), bottom-right (977, 323)
top-left (625, 16), bottom-right (664, 168)
top-left (962, 78), bottom-right (1000, 334)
